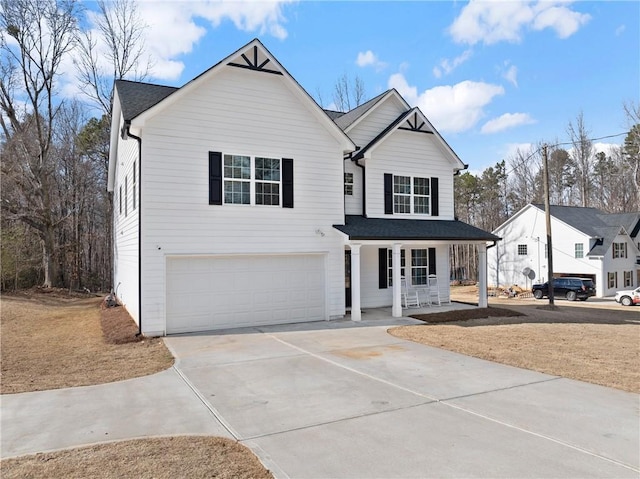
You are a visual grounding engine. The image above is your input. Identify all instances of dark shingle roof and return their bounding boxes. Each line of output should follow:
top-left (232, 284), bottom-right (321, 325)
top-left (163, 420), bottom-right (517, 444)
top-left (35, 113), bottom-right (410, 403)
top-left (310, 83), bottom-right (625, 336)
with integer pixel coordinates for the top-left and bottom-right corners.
top-left (115, 79), bottom-right (178, 121)
top-left (531, 204), bottom-right (640, 256)
top-left (323, 109), bottom-right (345, 121)
top-left (532, 204), bottom-right (606, 237)
top-left (333, 215), bottom-right (500, 241)
top-left (332, 90), bottom-right (391, 131)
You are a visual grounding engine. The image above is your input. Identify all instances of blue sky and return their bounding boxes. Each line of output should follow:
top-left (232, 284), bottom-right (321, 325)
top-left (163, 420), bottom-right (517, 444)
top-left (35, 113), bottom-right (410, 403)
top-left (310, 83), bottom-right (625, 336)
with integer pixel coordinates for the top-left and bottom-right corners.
top-left (82, 0), bottom-right (639, 172)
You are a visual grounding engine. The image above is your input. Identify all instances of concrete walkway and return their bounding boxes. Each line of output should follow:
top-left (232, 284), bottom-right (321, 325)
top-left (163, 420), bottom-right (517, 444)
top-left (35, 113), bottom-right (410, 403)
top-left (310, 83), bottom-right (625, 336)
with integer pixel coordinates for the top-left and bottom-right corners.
top-left (2, 309), bottom-right (639, 478)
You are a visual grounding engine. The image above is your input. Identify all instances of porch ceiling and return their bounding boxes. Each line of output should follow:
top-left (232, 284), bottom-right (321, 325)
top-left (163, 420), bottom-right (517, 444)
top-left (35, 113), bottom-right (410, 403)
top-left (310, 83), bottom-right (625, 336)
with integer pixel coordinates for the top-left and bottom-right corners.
top-left (333, 215), bottom-right (501, 242)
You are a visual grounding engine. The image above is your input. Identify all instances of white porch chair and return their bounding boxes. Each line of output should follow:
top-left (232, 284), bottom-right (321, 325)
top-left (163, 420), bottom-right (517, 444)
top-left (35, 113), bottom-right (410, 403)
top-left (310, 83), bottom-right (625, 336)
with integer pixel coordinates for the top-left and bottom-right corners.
top-left (400, 277), bottom-right (420, 308)
top-left (427, 274), bottom-right (442, 306)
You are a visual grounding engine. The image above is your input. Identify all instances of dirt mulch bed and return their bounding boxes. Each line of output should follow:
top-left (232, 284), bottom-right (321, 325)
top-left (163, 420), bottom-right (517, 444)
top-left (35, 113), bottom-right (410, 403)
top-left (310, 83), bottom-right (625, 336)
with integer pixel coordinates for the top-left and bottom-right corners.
top-left (390, 303), bottom-right (640, 393)
top-left (0, 436), bottom-right (273, 479)
top-left (0, 291), bottom-right (174, 394)
top-left (410, 306), bottom-right (524, 323)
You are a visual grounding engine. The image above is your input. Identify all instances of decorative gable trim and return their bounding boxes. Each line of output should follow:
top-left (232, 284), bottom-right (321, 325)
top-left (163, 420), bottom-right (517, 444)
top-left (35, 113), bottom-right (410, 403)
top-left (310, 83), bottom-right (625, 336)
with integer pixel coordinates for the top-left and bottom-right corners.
top-left (227, 45), bottom-right (283, 75)
top-left (352, 107), bottom-right (466, 171)
top-left (398, 111), bottom-right (434, 134)
top-left (127, 39), bottom-right (355, 154)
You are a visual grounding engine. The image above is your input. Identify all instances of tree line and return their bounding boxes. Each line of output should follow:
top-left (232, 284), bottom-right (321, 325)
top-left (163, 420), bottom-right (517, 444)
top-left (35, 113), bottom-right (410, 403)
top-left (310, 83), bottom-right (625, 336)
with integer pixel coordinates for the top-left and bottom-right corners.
top-left (1, 0), bottom-right (638, 292)
top-left (451, 107), bottom-right (640, 283)
top-left (1, 0), bottom-right (147, 291)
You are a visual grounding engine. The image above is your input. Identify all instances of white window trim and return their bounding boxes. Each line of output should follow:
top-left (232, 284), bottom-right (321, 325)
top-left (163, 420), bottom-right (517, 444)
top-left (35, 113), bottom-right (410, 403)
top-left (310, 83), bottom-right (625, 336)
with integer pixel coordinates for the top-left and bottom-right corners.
top-left (410, 249), bottom-right (429, 286)
top-left (387, 249), bottom-right (405, 287)
top-left (344, 172), bottom-right (354, 196)
top-left (393, 175), bottom-right (431, 215)
top-left (574, 243), bottom-right (583, 258)
top-left (223, 154), bottom-right (282, 207)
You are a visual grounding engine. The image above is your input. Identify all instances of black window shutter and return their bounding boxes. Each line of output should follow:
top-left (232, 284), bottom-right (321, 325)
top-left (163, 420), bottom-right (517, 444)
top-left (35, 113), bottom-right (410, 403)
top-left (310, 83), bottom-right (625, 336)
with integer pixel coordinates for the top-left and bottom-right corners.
top-left (430, 177), bottom-right (439, 216)
top-left (428, 247), bottom-right (436, 275)
top-left (384, 173), bottom-right (393, 214)
top-left (282, 158), bottom-right (294, 208)
top-left (209, 151), bottom-right (222, 205)
top-left (378, 248), bottom-right (388, 289)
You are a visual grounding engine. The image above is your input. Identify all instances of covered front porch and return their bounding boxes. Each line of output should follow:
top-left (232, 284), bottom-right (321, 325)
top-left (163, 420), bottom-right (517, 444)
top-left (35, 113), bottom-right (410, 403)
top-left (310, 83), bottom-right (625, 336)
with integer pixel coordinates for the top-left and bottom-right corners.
top-left (334, 215), bottom-right (500, 322)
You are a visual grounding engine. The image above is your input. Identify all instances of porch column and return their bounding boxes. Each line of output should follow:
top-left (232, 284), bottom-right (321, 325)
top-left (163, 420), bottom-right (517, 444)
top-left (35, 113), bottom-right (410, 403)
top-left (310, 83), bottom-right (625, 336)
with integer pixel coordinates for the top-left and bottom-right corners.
top-left (478, 243), bottom-right (488, 308)
top-left (392, 243), bottom-right (402, 317)
top-left (350, 244), bottom-right (362, 321)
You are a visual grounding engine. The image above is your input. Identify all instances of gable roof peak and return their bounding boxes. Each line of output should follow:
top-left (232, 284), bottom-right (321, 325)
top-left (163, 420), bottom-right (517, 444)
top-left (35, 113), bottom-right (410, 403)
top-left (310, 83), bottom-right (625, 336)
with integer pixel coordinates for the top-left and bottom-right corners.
top-left (333, 89), bottom-right (409, 131)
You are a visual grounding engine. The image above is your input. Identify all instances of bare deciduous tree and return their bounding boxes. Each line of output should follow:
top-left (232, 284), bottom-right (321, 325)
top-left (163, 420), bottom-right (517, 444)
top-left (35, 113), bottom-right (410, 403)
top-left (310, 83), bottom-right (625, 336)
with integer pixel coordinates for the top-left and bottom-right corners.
top-left (0, 0), bottom-right (80, 287)
top-left (567, 112), bottom-right (594, 207)
top-left (332, 73), bottom-right (366, 112)
top-left (75, 0), bottom-right (151, 115)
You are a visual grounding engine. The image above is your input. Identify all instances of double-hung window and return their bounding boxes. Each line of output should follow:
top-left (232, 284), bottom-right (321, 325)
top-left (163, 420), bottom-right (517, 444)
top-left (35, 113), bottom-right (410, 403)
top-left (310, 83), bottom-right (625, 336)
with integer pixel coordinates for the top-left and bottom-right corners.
top-left (518, 244), bottom-right (527, 255)
top-left (411, 249), bottom-right (429, 285)
top-left (624, 271), bottom-right (632, 287)
top-left (393, 175), bottom-right (430, 214)
top-left (387, 249), bottom-right (406, 287)
top-left (223, 154), bottom-right (280, 206)
top-left (344, 173), bottom-right (353, 195)
top-left (612, 242), bottom-right (627, 259)
top-left (255, 157), bottom-right (280, 205)
top-left (574, 243), bottom-right (583, 258)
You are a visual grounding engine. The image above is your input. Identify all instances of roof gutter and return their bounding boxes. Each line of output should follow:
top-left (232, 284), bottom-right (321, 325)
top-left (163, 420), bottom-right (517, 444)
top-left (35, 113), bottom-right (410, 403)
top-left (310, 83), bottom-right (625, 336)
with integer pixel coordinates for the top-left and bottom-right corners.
top-left (125, 122), bottom-right (143, 337)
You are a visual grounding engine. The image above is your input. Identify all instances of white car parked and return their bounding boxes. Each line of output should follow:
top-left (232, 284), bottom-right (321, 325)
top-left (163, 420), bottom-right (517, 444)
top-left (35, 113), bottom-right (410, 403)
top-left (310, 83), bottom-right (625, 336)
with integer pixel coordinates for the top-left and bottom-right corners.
top-left (615, 287), bottom-right (640, 306)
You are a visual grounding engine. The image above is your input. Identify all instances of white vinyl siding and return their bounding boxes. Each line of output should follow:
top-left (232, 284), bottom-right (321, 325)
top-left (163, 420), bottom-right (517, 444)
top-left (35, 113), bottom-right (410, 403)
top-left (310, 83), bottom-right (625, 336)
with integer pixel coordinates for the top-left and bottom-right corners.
top-left (360, 245), bottom-right (450, 307)
top-left (112, 123), bottom-right (140, 324)
top-left (137, 67), bottom-right (347, 334)
top-left (347, 96), bottom-right (407, 148)
top-left (344, 159), bottom-right (363, 215)
top-left (365, 130), bottom-right (455, 219)
top-left (486, 204), bottom-right (639, 298)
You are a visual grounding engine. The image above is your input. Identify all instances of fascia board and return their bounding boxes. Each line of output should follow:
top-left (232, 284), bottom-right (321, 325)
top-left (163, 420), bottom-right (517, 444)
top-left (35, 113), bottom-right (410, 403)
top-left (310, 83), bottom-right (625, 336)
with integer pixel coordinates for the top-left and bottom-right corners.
top-left (130, 39), bottom-right (355, 153)
top-left (344, 90), bottom-right (410, 133)
top-left (361, 107), bottom-right (465, 171)
top-left (107, 90), bottom-right (122, 192)
top-left (492, 203), bottom-right (536, 234)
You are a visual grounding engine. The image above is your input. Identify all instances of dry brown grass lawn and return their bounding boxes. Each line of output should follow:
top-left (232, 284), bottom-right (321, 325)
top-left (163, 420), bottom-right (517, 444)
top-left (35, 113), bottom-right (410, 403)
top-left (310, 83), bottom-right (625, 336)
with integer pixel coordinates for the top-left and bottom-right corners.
top-left (390, 300), bottom-right (640, 393)
top-left (0, 436), bottom-right (273, 479)
top-left (1, 290), bottom-right (174, 394)
top-left (1, 291), bottom-right (272, 478)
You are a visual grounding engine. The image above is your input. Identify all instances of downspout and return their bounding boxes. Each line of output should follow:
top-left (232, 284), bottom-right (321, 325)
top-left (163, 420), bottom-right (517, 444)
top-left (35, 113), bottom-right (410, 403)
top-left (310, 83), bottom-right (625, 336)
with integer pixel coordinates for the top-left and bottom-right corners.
top-left (354, 157), bottom-right (366, 217)
top-left (125, 122), bottom-right (143, 337)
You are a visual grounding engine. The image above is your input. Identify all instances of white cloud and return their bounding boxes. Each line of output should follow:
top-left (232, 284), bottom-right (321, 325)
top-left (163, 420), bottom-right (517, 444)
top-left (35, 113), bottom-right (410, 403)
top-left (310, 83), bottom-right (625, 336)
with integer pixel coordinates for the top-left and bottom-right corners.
top-left (593, 142), bottom-right (621, 157)
top-left (356, 50), bottom-right (387, 71)
top-left (481, 112), bottom-right (536, 134)
top-left (433, 49), bottom-right (473, 78)
top-left (505, 143), bottom-right (535, 158)
top-left (503, 64), bottom-right (518, 87)
top-left (615, 24), bottom-right (626, 36)
top-left (388, 73), bottom-right (505, 133)
top-left (532, 5), bottom-right (591, 39)
top-left (112, 0), bottom-right (294, 81)
top-left (448, 1), bottom-right (591, 45)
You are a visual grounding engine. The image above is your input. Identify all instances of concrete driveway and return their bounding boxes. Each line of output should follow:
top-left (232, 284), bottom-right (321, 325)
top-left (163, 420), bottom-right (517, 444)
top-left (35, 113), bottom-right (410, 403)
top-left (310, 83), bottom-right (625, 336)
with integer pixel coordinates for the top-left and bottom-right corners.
top-left (163, 313), bottom-right (639, 478)
top-left (2, 310), bottom-right (638, 478)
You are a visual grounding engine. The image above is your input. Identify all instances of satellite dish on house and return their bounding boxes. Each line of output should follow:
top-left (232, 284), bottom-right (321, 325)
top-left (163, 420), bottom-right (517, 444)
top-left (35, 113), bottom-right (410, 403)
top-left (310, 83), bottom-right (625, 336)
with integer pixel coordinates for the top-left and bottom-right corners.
top-left (522, 267), bottom-right (536, 280)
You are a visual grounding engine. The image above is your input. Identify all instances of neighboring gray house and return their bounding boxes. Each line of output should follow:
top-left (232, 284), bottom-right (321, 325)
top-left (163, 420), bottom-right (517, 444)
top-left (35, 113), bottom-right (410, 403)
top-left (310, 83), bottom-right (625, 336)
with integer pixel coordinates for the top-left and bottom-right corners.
top-left (108, 38), bottom-right (498, 336)
top-left (488, 204), bottom-right (640, 297)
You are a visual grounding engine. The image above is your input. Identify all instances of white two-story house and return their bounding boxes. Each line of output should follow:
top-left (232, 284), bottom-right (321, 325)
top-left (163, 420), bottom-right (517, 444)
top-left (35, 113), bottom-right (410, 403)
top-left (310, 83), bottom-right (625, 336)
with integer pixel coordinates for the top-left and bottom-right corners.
top-left (487, 204), bottom-right (640, 297)
top-left (108, 39), bottom-right (498, 336)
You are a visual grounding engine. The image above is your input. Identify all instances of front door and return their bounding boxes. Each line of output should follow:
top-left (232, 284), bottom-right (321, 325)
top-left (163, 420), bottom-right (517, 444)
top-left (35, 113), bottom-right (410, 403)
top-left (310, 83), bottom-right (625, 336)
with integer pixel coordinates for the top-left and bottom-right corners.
top-left (345, 250), bottom-right (351, 308)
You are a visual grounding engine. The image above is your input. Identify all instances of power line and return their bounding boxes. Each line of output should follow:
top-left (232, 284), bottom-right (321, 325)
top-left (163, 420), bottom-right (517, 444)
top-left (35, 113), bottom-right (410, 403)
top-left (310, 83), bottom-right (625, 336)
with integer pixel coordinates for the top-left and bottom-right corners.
top-left (502, 131), bottom-right (628, 177)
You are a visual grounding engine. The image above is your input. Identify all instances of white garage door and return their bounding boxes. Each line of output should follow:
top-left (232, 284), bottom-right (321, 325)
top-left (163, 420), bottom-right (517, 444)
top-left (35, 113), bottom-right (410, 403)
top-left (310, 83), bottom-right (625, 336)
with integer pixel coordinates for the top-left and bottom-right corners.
top-left (166, 254), bottom-right (326, 334)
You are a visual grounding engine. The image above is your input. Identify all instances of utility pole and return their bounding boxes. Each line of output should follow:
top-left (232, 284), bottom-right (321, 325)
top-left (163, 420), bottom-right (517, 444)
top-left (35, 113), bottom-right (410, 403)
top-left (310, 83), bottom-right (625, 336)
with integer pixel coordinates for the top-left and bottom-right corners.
top-left (542, 144), bottom-right (555, 306)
